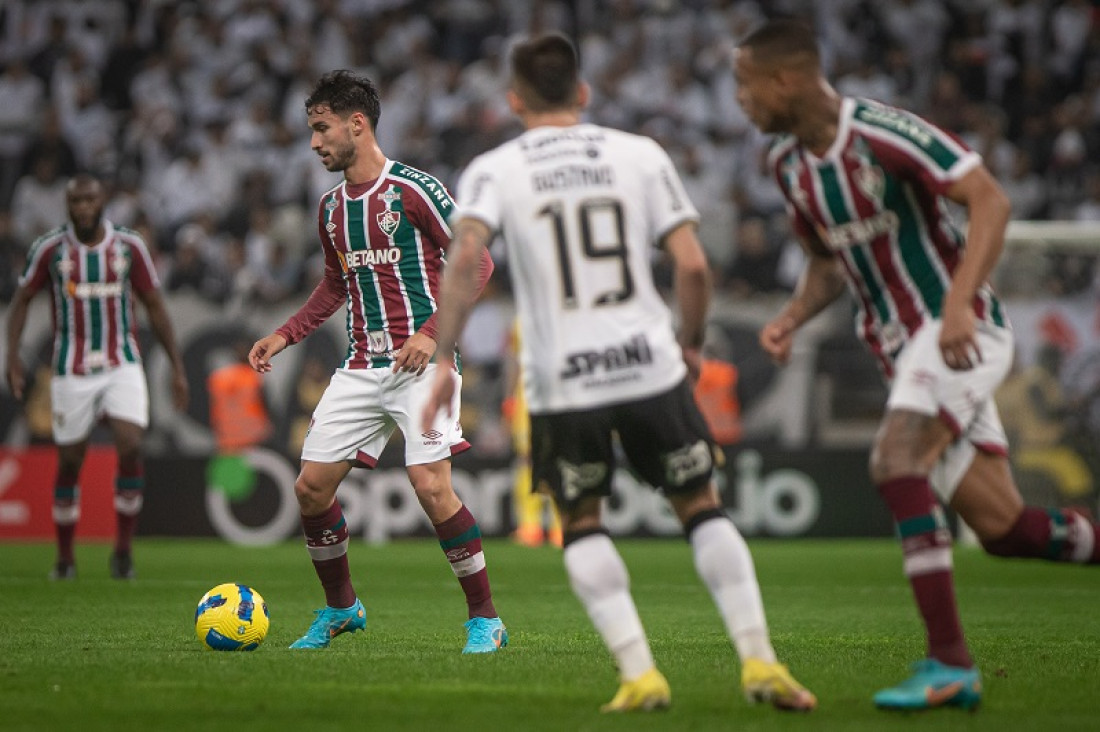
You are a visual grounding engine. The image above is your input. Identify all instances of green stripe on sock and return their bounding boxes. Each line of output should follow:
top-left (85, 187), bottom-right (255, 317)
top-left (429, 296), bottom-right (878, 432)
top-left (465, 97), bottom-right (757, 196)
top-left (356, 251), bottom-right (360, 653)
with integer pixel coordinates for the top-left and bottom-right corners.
top-left (897, 515), bottom-right (938, 538)
top-left (116, 477), bottom-right (144, 491)
top-left (1046, 509), bottom-right (1067, 560)
top-left (439, 525), bottom-right (481, 550)
top-left (54, 486), bottom-right (78, 500)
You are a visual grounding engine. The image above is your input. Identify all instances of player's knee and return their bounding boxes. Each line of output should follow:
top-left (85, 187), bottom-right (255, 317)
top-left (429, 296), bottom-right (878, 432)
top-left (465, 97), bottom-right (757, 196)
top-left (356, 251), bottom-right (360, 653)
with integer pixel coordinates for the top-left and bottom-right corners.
top-left (968, 511), bottom-right (1021, 551)
top-left (56, 459), bottom-right (82, 483)
top-left (293, 475), bottom-right (330, 511)
top-left (978, 516), bottom-right (1027, 557)
top-left (979, 534), bottom-right (1014, 557)
top-left (116, 443), bottom-right (142, 466)
top-left (409, 471), bottom-right (448, 501)
top-left (868, 444), bottom-right (925, 485)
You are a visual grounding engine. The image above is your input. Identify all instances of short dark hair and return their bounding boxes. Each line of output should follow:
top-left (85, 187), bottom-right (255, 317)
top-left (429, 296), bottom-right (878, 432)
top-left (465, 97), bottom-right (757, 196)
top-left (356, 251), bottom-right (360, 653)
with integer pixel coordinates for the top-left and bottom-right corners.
top-left (66, 173), bottom-right (103, 195)
top-left (509, 33), bottom-right (579, 112)
top-left (738, 18), bottom-right (820, 69)
top-left (305, 70), bottom-right (382, 130)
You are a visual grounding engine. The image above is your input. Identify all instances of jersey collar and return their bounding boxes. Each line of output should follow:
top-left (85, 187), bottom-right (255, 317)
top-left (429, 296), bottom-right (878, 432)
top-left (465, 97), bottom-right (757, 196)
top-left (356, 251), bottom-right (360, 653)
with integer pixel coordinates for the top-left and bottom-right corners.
top-left (343, 159), bottom-right (394, 200)
top-left (805, 97), bottom-right (856, 163)
top-left (66, 219), bottom-right (115, 249)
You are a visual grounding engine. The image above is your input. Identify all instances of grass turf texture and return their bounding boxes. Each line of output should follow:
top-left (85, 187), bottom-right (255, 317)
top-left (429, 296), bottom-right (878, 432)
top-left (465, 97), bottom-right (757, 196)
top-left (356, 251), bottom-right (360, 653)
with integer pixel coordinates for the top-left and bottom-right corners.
top-left (0, 538), bottom-right (1096, 731)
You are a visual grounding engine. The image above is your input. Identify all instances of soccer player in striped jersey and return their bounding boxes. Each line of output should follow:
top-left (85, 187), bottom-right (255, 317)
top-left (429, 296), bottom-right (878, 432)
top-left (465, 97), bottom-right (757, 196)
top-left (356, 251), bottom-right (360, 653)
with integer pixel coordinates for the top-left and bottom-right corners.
top-left (734, 18), bottom-right (1100, 712)
top-left (424, 33), bottom-right (815, 714)
top-left (248, 70), bottom-right (505, 654)
top-left (5, 174), bottom-right (188, 581)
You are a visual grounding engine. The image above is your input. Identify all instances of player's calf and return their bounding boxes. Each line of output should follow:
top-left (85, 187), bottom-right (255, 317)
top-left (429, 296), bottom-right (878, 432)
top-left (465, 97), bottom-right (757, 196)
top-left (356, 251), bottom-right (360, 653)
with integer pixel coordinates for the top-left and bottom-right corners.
top-left (982, 507), bottom-right (1099, 563)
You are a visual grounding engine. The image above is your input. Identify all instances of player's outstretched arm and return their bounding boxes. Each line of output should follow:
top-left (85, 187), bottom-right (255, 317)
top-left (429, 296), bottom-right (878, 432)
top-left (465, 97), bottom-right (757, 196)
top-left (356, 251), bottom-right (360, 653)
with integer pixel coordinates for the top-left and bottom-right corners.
top-left (249, 333), bottom-right (288, 374)
top-left (760, 248), bottom-right (845, 365)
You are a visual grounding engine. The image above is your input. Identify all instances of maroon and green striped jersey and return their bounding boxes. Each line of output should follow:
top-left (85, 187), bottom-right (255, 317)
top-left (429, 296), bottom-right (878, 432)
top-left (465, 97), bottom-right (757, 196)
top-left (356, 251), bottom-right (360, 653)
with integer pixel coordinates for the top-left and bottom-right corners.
top-left (276, 160), bottom-right (455, 369)
top-left (19, 221), bottom-right (158, 376)
top-left (770, 97), bottom-right (1008, 375)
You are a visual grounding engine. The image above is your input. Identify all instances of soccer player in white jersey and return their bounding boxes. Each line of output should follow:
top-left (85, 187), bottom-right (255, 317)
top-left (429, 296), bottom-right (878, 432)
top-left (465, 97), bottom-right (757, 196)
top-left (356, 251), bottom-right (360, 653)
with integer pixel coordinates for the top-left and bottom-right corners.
top-left (5, 174), bottom-right (188, 580)
top-left (424, 33), bottom-right (815, 713)
top-left (734, 18), bottom-right (1100, 712)
top-left (248, 71), bottom-right (506, 654)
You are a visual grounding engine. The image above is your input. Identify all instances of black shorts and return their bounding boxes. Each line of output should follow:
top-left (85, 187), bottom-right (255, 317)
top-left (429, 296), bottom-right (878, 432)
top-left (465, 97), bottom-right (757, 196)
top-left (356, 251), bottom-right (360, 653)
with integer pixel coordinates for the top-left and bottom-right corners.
top-left (530, 379), bottom-right (715, 511)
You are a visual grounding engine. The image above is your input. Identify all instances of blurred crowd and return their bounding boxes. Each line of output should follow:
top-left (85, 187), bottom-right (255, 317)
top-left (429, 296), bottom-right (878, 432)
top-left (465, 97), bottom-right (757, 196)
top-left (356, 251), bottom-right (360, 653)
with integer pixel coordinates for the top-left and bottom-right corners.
top-left (1, 0), bottom-right (1099, 308)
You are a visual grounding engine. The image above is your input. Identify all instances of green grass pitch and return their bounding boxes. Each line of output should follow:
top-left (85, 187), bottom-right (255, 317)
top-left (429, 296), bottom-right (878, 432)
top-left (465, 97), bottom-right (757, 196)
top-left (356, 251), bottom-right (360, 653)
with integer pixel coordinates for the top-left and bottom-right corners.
top-left (1, 538), bottom-right (1097, 731)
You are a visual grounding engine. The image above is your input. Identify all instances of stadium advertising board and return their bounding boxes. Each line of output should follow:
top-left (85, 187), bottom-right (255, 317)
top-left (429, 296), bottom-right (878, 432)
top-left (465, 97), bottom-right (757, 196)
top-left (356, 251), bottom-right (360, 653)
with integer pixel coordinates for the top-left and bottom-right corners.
top-left (0, 446), bottom-right (118, 539)
top-left (0, 445), bottom-right (890, 542)
top-left (2, 291), bottom-right (1093, 543)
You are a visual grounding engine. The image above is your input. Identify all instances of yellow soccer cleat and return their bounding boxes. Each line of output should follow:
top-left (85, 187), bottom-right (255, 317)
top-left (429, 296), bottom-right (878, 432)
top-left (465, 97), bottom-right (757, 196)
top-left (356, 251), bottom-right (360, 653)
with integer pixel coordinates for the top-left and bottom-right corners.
top-left (600, 667), bottom-right (672, 713)
top-left (742, 658), bottom-right (817, 711)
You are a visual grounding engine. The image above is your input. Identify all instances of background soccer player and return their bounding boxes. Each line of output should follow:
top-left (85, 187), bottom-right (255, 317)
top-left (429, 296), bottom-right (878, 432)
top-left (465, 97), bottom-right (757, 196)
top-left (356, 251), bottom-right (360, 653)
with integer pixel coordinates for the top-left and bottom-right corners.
top-left (248, 70), bottom-right (505, 653)
top-left (424, 33), bottom-right (815, 714)
top-left (733, 18), bottom-right (1100, 712)
top-left (5, 174), bottom-right (188, 580)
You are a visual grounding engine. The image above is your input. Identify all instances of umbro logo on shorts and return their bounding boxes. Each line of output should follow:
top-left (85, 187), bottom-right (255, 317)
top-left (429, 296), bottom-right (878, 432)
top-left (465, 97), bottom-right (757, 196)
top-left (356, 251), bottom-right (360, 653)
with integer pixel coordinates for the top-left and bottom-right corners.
top-left (422, 428), bottom-right (443, 446)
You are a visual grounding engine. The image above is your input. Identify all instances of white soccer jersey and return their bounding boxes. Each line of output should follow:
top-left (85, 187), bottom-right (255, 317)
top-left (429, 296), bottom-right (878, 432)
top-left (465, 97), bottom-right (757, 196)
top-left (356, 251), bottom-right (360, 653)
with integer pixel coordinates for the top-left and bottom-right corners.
top-left (456, 123), bottom-right (699, 413)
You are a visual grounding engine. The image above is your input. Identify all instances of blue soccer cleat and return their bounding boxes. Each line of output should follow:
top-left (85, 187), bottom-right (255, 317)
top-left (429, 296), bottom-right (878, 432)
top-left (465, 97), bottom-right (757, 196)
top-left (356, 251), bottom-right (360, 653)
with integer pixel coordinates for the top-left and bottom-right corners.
top-left (289, 599), bottom-right (366, 649)
top-left (873, 659), bottom-right (982, 711)
top-left (462, 616), bottom-right (508, 654)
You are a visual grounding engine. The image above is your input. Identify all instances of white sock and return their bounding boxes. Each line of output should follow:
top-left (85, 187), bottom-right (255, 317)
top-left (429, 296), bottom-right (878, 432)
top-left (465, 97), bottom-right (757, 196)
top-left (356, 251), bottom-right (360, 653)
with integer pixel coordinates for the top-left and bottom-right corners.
top-left (563, 533), bottom-right (655, 681)
top-left (690, 516), bottom-right (776, 663)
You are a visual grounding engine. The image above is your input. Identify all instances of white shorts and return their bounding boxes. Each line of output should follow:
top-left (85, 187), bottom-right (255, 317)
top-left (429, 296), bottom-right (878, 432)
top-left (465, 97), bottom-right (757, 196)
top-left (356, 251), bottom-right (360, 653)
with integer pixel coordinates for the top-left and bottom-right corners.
top-left (49, 363), bottom-right (149, 445)
top-left (301, 364), bottom-right (469, 467)
top-left (888, 320), bottom-right (1012, 502)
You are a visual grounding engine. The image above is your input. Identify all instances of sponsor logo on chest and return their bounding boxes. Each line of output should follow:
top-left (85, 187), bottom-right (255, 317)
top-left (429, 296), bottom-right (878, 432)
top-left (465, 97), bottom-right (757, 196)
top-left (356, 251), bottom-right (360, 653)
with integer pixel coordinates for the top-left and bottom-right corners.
top-left (818, 210), bottom-right (900, 249)
top-left (66, 281), bottom-right (125, 299)
top-left (561, 334), bottom-right (653, 380)
top-left (344, 247), bottom-right (403, 269)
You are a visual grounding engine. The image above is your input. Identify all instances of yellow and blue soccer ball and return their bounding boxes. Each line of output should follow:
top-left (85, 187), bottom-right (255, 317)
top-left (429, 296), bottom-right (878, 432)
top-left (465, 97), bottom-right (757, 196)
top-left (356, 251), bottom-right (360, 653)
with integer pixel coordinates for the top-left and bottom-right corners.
top-left (195, 583), bottom-right (269, 651)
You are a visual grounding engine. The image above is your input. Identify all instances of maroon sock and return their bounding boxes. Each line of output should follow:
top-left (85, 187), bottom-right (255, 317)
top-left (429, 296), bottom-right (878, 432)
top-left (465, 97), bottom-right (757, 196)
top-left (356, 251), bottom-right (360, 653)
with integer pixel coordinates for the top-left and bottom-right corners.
top-left (878, 475), bottom-right (971, 668)
top-left (302, 501), bottom-right (356, 608)
top-left (983, 506), bottom-right (1100, 564)
top-left (114, 458), bottom-right (144, 555)
top-left (55, 516), bottom-right (77, 564)
top-left (53, 468), bottom-right (80, 564)
top-left (435, 505), bottom-right (496, 619)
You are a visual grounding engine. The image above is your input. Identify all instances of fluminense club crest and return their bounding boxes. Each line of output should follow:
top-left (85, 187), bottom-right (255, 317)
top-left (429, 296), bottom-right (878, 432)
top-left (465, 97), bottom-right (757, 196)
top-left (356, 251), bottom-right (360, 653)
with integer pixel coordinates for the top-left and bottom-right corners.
top-left (110, 252), bottom-right (128, 276)
top-left (57, 257), bottom-right (75, 280)
top-left (376, 210), bottom-right (400, 236)
top-left (855, 162), bottom-right (885, 203)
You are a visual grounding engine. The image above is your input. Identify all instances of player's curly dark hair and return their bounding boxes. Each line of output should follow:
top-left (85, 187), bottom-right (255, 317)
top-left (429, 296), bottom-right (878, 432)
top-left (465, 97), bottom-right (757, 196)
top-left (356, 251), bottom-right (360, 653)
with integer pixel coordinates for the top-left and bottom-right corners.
top-left (510, 33), bottom-right (579, 112)
top-left (305, 70), bottom-right (381, 130)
